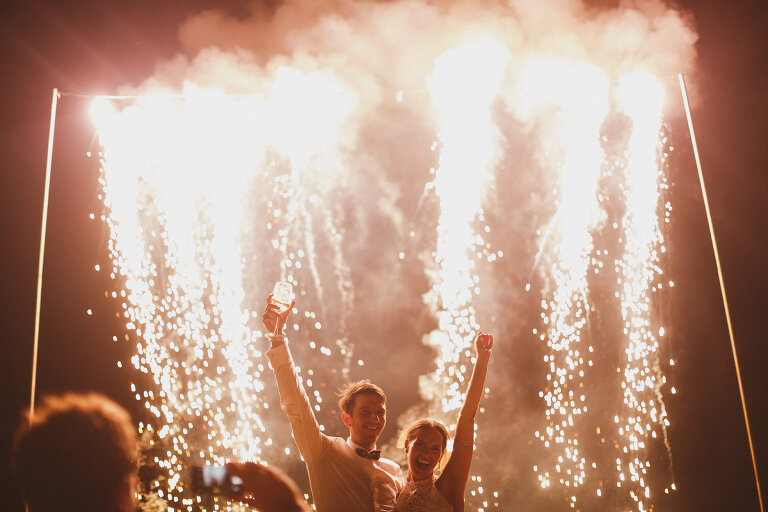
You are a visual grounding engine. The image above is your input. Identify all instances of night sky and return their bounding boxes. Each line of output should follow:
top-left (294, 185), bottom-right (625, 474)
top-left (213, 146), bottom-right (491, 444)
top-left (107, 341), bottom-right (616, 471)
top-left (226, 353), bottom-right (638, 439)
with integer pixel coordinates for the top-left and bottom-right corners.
top-left (1, 1), bottom-right (767, 511)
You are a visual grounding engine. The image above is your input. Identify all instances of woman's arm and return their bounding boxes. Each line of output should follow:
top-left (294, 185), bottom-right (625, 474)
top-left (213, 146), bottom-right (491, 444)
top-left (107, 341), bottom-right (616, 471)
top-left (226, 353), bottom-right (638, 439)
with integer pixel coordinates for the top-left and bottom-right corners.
top-left (438, 332), bottom-right (493, 509)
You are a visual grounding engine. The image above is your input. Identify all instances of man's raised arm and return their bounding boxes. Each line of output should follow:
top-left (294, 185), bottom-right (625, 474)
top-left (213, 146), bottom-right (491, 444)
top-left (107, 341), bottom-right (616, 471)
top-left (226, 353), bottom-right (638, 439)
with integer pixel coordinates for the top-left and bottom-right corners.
top-left (263, 296), bottom-right (326, 462)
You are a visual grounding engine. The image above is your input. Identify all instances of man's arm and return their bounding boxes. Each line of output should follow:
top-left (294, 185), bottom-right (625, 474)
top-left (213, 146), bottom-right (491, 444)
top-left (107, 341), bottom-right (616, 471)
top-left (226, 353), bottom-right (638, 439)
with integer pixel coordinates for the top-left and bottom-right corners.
top-left (263, 298), bottom-right (326, 462)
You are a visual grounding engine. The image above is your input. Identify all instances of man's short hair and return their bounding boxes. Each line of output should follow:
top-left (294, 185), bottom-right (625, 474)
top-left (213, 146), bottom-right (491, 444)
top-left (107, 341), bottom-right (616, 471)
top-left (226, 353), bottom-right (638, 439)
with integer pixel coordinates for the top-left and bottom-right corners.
top-left (337, 380), bottom-right (386, 414)
top-left (12, 392), bottom-right (137, 511)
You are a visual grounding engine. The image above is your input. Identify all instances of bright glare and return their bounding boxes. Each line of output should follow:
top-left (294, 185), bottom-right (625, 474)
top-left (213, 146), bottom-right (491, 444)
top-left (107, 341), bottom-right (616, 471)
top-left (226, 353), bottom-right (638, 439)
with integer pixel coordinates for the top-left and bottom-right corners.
top-left (91, 46), bottom-right (675, 512)
top-left (422, 35), bottom-right (510, 406)
top-left (614, 71), bottom-right (672, 511)
top-left (422, 37), bottom-right (510, 503)
top-left (521, 59), bottom-right (610, 501)
top-left (93, 70), bottom-right (357, 508)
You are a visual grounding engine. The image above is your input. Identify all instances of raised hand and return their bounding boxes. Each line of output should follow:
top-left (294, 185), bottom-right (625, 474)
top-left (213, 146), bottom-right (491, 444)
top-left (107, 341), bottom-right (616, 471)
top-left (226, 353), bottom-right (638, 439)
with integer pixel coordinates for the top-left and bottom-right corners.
top-left (475, 331), bottom-right (493, 359)
top-left (262, 294), bottom-right (295, 338)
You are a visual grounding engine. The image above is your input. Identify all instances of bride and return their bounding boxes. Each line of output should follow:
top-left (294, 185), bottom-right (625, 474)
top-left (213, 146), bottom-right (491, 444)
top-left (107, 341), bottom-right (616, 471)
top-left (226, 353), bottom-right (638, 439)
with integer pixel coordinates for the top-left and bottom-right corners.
top-left (395, 331), bottom-right (493, 512)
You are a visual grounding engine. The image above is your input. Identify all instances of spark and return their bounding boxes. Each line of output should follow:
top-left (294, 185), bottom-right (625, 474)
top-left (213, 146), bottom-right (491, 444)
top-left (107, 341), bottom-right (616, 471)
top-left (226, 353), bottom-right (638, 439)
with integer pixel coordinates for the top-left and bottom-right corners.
top-left (267, 68), bottom-right (359, 369)
top-left (523, 60), bottom-right (610, 499)
top-left (92, 71), bottom-right (358, 510)
top-left (614, 71), bottom-right (673, 510)
top-left (95, 88), bottom-right (270, 504)
top-left (88, 42), bottom-right (678, 512)
top-left (421, 36), bottom-right (510, 509)
top-left (422, 36), bottom-right (509, 410)
top-left (526, 66), bottom-right (675, 510)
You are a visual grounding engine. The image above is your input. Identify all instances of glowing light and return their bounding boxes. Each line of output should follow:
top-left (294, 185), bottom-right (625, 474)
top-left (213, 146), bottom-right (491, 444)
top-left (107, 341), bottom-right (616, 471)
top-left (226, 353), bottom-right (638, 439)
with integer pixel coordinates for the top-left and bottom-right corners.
top-left (523, 59), bottom-right (610, 501)
top-left (422, 36), bottom-right (510, 408)
top-left (90, 97), bottom-right (116, 128)
top-left (523, 66), bottom-right (675, 510)
top-left (614, 71), bottom-right (673, 510)
top-left (89, 41), bottom-right (678, 512)
top-left (417, 36), bottom-right (509, 508)
top-left (93, 69), bottom-right (358, 509)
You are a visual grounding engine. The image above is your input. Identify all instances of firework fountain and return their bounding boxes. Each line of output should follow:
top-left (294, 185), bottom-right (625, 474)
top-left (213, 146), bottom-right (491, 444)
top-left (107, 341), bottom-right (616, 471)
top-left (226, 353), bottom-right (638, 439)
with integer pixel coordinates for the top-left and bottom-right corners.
top-left (525, 59), bottom-right (610, 500)
top-left (76, 1), bottom-right (703, 511)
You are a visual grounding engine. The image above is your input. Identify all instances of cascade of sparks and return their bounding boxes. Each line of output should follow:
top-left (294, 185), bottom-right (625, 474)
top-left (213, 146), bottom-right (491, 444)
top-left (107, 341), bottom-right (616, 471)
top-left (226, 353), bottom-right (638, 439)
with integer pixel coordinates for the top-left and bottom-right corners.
top-left (91, 70), bottom-right (358, 511)
top-left (93, 90), bottom-right (270, 509)
top-left (613, 72), bottom-right (673, 511)
top-left (524, 64), bottom-right (676, 510)
top-left (524, 60), bottom-right (610, 502)
top-left (267, 68), bottom-right (359, 367)
top-left (422, 37), bottom-right (510, 512)
top-left (86, 40), bottom-right (679, 512)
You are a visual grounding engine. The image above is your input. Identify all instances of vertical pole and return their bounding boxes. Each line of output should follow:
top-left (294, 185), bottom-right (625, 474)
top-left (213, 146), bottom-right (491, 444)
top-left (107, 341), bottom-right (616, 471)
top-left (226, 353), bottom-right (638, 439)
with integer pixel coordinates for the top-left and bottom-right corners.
top-left (30, 88), bottom-right (59, 422)
top-left (679, 73), bottom-right (764, 512)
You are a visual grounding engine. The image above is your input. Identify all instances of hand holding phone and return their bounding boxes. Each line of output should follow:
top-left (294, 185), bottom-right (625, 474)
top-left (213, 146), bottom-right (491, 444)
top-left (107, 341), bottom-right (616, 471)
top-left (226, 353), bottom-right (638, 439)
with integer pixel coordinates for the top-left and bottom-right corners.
top-left (191, 465), bottom-right (243, 495)
top-left (191, 462), bottom-right (308, 511)
top-left (226, 462), bottom-right (309, 511)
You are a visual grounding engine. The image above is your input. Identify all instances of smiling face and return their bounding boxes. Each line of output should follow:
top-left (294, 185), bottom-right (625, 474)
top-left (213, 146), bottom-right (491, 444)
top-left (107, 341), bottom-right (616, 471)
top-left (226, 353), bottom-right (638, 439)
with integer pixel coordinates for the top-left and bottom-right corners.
top-left (342, 393), bottom-right (386, 451)
top-left (405, 426), bottom-right (447, 481)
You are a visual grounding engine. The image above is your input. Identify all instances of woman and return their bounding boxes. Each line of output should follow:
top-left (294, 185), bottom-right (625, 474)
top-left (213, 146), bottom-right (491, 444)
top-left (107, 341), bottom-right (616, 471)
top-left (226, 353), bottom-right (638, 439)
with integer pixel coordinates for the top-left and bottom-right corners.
top-left (395, 331), bottom-right (493, 512)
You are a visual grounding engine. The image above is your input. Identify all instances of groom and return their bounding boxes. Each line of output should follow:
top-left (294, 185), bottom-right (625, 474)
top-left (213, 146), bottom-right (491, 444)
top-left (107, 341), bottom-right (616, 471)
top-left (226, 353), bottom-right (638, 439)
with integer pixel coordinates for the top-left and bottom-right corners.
top-left (262, 295), bottom-right (403, 512)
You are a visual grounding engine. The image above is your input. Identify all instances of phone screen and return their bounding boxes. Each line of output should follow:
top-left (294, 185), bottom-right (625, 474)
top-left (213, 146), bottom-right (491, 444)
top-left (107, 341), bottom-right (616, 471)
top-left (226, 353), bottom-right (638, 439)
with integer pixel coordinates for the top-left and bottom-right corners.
top-left (191, 465), bottom-right (243, 494)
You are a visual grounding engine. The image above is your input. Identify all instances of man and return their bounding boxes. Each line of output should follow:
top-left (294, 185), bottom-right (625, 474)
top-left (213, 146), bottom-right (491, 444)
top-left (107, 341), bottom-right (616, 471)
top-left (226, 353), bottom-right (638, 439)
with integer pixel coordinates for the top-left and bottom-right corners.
top-left (13, 392), bottom-right (310, 512)
top-left (263, 295), bottom-right (403, 512)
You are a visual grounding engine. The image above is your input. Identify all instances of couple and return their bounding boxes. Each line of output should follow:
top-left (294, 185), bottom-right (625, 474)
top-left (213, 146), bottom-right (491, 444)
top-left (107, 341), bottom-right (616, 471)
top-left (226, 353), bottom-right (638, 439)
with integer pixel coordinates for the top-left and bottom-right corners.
top-left (263, 294), bottom-right (493, 512)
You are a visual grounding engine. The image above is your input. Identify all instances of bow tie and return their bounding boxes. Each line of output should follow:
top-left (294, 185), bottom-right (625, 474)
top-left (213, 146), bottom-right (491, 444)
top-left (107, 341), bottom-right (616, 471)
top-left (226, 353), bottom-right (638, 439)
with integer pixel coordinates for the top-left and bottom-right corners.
top-left (356, 448), bottom-right (381, 460)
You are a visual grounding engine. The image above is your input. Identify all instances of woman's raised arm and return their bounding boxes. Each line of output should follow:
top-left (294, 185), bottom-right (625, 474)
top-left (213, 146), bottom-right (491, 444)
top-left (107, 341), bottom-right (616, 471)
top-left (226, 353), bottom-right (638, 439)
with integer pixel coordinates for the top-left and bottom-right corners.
top-left (439, 331), bottom-right (493, 509)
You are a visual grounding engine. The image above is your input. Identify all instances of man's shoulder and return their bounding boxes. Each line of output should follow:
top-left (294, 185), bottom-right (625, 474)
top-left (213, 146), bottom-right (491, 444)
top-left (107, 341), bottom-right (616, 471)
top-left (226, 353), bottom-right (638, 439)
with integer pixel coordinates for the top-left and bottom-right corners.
top-left (303, 435), bottom-right (356, 467)
top-left (325, 434), bottom-right (346, 443)
top-left (376, 456), bottom-right (403, 477)
top-left (326, 434), bottom-right (354, 451)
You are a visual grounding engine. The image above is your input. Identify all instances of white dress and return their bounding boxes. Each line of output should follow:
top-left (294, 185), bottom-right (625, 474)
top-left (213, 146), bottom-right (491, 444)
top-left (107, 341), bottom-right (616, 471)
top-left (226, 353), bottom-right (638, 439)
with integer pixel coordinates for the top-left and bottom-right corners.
top-left (394, 477), bottom-right (453, 512)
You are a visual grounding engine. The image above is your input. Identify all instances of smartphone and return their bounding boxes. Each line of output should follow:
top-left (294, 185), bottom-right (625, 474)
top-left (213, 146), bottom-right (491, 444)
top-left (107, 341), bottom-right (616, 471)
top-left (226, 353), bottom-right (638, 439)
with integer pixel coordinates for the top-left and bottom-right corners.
top-left (191, 465), bottom-right (243, 494)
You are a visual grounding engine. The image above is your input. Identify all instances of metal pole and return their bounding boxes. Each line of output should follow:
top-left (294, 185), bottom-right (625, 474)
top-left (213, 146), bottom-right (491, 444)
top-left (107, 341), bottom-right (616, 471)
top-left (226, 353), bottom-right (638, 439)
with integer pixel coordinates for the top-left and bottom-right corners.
top-left (30, 88), bottom-right (59, 422)
top-left (678, 73), bottom-right (764, 512)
